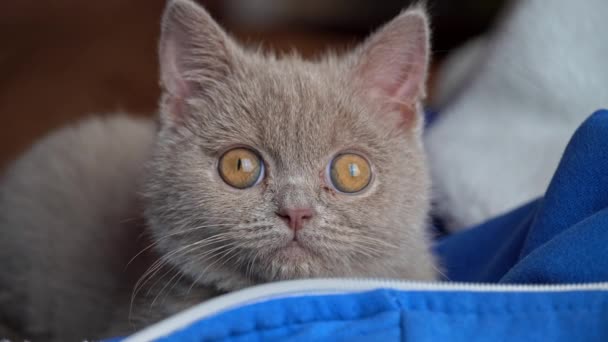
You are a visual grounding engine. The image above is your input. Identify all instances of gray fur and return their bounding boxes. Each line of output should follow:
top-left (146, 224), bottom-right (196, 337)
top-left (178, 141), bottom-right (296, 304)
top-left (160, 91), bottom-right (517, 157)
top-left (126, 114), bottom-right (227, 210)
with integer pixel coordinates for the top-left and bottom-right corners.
top-left (0, 1), bottom-right (436, 340)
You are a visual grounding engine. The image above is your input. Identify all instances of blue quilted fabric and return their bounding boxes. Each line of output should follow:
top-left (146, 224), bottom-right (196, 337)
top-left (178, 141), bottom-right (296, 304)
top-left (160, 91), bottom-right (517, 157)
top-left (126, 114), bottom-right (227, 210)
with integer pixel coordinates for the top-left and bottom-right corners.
top-left (113, 110), bottom-right (608, 341)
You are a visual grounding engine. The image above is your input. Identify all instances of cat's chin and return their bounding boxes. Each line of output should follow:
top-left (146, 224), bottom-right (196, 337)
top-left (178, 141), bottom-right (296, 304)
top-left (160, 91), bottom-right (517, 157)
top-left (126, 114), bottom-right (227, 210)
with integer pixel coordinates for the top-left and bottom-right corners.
top-left (276, 241), bottom-right (312, 260)
top-left (259, 241), bottom-right (330, 281)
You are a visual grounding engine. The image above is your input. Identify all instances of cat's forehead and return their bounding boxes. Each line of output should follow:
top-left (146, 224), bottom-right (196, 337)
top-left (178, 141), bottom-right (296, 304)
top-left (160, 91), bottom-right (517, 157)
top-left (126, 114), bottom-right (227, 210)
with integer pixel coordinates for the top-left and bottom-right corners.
top-left (196, 60), bottom-right (392, 165)
top-left (248, 65), bottom-right (347, 153)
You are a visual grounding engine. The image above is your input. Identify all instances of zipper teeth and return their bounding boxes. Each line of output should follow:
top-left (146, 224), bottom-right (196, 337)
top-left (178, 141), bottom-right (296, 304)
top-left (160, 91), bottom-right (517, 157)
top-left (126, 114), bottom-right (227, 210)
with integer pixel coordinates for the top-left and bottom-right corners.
top-left (343, 278), bottom-right (608, 291)
top-left (123, 279), bottom-right (608, 342)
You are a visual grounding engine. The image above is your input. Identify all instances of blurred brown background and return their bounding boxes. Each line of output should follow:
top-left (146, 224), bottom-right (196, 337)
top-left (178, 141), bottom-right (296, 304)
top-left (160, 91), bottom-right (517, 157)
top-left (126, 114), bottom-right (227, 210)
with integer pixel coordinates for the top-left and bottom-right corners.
top-left (0, 0), bottom-right (507, 170)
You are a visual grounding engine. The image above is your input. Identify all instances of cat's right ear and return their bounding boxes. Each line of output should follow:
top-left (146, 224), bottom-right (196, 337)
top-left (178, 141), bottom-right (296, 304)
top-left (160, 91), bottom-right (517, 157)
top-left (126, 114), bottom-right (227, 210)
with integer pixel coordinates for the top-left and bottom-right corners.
top-left (347, 7), bottom-right (430, 132)
top-left (159, 0), bottom-right (235, 120)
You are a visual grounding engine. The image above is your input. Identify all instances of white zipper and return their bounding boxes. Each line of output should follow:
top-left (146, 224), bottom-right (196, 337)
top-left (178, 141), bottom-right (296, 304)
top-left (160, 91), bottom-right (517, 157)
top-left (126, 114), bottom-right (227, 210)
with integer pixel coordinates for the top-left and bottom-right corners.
top-left (123, 278), bottom-right (608, 342)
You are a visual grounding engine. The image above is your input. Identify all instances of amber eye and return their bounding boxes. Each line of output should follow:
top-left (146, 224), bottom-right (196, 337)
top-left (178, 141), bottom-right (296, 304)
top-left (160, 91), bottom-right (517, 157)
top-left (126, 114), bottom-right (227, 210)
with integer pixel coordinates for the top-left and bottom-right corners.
top-left (329, 153), bottom-right (372, 193)
top-left (219, 148), bottom-right (264, 189)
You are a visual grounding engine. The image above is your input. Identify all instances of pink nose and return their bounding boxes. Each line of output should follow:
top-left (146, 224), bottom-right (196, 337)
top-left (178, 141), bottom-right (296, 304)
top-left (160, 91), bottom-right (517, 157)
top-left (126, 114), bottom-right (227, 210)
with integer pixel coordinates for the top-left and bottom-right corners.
top-left (277, 208), bottom-right (313, 231)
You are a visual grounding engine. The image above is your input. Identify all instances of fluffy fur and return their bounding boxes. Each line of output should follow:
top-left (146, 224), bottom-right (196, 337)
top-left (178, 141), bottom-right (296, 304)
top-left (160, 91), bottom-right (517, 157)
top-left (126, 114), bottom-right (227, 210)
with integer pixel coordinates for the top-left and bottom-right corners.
top-left (0, 1), bottom-right (436, 340)
top-left (426, 0), bottom-right (608, 230)
top-left (0, 116), bottom-right (156, 340)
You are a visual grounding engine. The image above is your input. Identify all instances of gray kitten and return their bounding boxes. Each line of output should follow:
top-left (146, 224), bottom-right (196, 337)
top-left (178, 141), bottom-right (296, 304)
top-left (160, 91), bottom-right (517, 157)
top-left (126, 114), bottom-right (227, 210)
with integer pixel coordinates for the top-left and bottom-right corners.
top-left (0, 0), bottom-right (436, 340)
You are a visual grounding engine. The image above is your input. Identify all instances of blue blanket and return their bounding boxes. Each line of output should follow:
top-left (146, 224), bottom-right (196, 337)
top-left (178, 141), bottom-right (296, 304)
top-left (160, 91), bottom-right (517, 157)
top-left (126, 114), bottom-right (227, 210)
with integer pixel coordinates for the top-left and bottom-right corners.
top-left (116, 110), bottom-right (608, 342)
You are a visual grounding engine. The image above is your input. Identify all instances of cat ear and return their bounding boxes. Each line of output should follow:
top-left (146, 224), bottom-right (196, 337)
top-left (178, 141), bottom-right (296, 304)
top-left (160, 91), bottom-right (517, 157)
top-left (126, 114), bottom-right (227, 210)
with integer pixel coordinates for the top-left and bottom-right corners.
top-left (350, 7), bottom-right (430, 127)
top-left (159, 0), bottom-right (235, 116)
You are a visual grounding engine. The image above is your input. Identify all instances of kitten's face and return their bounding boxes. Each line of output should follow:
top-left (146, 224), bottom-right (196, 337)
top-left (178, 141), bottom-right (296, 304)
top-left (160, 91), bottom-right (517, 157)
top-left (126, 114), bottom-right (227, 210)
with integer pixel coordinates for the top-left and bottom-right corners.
top-left (144, 0), bottom-right (436, 289)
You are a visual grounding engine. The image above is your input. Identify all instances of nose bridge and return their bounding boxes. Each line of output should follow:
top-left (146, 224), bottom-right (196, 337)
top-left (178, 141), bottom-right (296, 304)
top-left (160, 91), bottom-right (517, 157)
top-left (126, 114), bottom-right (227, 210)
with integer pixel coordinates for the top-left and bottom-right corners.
top-left (275, 178), bottom-right (316, 232)
top-left (273, 145), bottom-right (317, 209)
top-left (277, 181), bottom-right (312, 209)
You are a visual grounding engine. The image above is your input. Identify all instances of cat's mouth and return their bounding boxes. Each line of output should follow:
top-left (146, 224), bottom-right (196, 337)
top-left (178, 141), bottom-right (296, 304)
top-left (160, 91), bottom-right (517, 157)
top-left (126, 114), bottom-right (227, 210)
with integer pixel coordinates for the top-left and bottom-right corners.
top-left (252, 234), bottom-right (331, 280)
top-left (276, 240), bottom-right (313, 261)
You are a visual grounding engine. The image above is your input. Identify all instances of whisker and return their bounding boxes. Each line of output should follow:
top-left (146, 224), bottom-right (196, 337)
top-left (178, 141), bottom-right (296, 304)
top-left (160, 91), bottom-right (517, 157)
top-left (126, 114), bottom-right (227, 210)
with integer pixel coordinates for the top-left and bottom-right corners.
top-left (137, 234), bottom-right (233, 285)
top-left (432, 264), bottom-right (450, 281)
top-left (130, 257), bottom-right (173, 319)
top-left (129, 236), bottom-right (233, 315)
top-left (356, 235), bottom-right (400, 251)
top-left (165, 270), bottom-right (188, 304)
top-left (150, 268), bottom-right (183, 308)
top-left (245, 250), bottom-right (259, 281)
top-left (126, 231), bottom-right (235, 270)
top-left (144, 261), bottom-right (182, 297)
top-left (187, 244), bottom-right (241, 293)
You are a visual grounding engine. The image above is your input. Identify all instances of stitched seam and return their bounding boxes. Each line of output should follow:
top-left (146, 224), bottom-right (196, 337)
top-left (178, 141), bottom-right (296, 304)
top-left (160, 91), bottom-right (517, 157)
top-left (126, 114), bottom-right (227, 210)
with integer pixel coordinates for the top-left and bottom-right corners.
top-left (205, 306), bottom-right (607, 341)
top-left (208, 309), bottom-right (400, 342)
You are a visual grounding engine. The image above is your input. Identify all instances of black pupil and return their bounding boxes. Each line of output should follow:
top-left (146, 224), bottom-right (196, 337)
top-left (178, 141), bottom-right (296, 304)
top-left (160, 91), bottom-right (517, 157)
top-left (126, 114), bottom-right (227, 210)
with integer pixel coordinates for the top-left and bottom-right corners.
top-left (237, 158), bottom-right (242, 171)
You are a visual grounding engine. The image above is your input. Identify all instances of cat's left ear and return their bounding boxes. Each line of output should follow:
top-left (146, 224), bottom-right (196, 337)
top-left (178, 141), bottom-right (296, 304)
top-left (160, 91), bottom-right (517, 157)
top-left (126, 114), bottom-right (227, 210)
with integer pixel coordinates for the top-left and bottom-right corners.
top-left (349, 7), bottom-right (430, 129)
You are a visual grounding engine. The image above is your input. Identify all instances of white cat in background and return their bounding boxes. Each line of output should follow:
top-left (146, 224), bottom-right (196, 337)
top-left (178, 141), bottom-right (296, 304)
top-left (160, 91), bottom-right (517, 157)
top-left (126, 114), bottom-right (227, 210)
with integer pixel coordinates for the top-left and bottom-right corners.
top-left (426, 0), bottom-right (608, 231)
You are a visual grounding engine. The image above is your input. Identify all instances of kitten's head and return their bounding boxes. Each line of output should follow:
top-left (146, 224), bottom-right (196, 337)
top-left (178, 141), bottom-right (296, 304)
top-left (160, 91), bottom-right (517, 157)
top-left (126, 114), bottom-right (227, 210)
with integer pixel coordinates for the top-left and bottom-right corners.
top-left (144, 0), bottom-right (436, 290)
